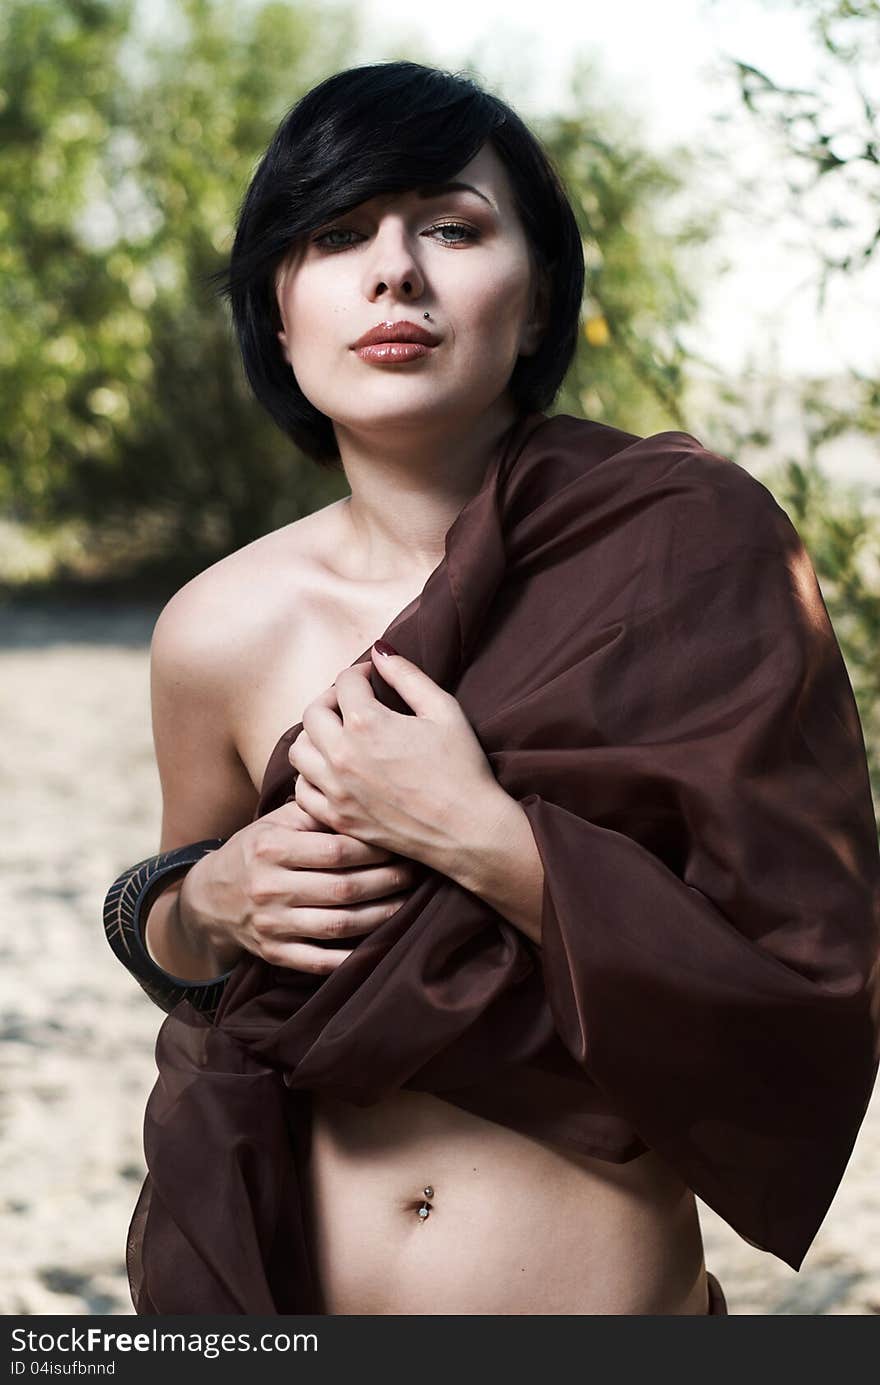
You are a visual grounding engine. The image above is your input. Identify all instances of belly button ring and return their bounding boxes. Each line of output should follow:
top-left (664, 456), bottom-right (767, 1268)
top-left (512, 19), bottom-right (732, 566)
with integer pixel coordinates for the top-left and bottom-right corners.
top-left (417, 1185), bottom-right (434, 1220)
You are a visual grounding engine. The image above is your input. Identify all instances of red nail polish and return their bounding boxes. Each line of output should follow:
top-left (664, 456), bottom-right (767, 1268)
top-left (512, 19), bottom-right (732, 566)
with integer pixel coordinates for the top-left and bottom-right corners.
top-left (374, 639), bottom-right (398, 657)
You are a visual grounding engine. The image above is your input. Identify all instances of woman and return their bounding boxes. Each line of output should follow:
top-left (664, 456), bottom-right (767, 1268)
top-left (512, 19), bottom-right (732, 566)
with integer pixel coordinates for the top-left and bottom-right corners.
top-left (104, 61), bottom-right (879, 1317)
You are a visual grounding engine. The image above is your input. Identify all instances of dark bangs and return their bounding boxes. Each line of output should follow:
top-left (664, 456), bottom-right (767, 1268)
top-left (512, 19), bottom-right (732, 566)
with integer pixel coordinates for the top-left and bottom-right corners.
top-left (206, 60), bottom-right (584, 468)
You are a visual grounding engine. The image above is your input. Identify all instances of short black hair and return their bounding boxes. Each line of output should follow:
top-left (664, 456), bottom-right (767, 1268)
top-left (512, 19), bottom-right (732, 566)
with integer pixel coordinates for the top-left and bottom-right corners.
top-left (206, 60), bottom-right (584, 469)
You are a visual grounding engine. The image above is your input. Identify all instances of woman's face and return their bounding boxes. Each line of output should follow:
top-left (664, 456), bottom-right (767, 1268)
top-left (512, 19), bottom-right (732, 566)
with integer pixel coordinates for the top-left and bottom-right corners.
top-left (274, 141), bottom-right (548, 436)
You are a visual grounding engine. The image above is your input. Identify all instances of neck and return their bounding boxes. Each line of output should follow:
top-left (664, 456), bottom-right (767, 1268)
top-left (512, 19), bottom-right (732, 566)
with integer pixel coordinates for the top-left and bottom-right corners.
top-left (333, 396), bottom-right (521, 583)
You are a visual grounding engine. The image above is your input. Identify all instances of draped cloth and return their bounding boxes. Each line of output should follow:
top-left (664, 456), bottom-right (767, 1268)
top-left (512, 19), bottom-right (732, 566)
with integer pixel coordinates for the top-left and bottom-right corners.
top-left (127, 410), bottom-right (880, 1314)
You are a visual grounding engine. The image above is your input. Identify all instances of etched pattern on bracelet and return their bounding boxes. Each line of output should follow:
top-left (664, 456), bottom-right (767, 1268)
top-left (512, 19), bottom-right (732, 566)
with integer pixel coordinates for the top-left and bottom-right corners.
top-left (103, 839), bottom-right (232, 1018)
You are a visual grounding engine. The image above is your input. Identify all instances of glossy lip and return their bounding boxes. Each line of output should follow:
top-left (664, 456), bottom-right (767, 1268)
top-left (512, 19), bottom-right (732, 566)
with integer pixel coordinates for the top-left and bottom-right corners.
top-left (351, 319), bottom-right (441, 349)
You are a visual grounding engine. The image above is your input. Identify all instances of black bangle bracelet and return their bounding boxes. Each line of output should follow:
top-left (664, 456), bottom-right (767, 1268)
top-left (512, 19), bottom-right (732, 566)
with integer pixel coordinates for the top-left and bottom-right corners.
top-left (102, 839), bottom-right (234, 1018)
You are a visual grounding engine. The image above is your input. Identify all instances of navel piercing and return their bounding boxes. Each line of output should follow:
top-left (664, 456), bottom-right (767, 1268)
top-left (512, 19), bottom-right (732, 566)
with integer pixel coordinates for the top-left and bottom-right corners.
top-left (417, 1184), bottom-right (434, 1220)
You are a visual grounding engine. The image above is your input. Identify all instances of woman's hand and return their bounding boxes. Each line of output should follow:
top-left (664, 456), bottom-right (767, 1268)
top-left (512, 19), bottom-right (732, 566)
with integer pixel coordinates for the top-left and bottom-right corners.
top-left (288, 642), bottom-right (510, 875)
top-left (177, 799), bottom-right (426, 976)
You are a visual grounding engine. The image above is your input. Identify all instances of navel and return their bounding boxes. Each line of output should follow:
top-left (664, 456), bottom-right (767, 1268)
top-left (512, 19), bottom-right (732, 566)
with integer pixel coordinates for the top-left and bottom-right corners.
top-left (409, 1184), bottom-right (435, 1221)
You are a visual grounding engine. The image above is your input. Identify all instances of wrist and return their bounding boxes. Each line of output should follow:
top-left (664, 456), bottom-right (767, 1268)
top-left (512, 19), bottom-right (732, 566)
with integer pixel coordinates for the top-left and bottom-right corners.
top-left (444, 780), bottom-right (519, 889)
top-left (447, 784), bottom-right (545, 946)
top-left (178, 855), bottom-right (243, 975)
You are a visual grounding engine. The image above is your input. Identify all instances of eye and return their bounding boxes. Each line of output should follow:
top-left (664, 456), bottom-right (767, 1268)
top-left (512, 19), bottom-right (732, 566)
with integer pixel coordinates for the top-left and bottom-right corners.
top-left (430, 221), bottom-right (481, 245)
top-left (310, 221), bottom-right (481, 252)
top-left (311, 227), bottom-right (357, 250)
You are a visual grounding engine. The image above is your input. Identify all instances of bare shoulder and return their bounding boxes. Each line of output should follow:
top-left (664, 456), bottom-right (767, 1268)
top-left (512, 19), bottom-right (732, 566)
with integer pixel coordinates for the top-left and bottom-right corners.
top-left (148, 500), bottom-right (349, 833)
top-left (152, 499), bottom-right (347, 672)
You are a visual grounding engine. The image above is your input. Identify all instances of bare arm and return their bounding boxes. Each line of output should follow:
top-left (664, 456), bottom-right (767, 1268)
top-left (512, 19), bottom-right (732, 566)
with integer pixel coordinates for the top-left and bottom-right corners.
top-left (143, 577), bottom-right (259, 980)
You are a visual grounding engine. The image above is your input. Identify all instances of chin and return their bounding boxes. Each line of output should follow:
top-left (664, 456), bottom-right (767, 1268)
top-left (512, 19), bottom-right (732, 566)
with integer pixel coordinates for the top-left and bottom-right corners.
top-left (333, 388), bottom-right (483, 431)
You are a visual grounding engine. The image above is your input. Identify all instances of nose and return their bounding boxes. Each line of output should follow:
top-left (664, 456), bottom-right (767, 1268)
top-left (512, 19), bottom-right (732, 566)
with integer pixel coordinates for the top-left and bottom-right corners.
top-left (363, 220), bottom-right (426, 307)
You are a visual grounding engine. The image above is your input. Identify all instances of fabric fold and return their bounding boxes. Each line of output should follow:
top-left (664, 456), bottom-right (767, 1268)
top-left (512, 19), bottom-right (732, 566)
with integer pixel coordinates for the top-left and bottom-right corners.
top-left (128, 409), bottom-right (880, 1313)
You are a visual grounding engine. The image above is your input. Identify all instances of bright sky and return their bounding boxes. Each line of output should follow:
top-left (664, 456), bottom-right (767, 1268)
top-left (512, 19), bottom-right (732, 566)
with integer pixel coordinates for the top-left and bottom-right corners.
top-left (137, 0), bottom-right (879, 383)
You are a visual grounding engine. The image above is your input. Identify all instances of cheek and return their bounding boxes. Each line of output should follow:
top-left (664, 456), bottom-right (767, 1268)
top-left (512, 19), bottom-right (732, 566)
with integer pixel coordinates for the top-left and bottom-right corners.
top-left (279, 280), bottom-right (347, 399)
top-left (280, 262), bottom-right (346, 345)
top-left (466, 243), bottom-right (530, 310)
top-left (283, 289), bottom-right (321, 353)
top-left (453, 259), bottom-right (532, 353)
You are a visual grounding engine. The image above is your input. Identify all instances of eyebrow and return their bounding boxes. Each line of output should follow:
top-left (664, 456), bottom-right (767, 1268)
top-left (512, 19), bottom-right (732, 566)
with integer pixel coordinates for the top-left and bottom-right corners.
top-left (414, 181), bottom-right (496, 210)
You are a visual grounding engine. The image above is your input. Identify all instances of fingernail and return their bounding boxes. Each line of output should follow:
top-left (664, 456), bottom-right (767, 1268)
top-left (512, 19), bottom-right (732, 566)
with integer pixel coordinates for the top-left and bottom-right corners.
top-left (373, 639), bottom-right (398, 657)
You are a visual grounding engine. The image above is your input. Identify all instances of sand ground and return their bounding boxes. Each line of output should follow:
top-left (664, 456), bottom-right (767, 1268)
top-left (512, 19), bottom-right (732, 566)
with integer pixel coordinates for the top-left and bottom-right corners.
top-left (1, 601), bottom-right (878, 1315)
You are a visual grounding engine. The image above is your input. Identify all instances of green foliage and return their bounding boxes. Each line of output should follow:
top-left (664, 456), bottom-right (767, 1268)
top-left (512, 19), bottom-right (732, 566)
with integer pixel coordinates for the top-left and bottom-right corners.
top-left (1, 0), bottom-right (136, 516)
top-left (0, 0), bottom-right (717, 582)
top-left (0, 0), bottom-right (357, 572)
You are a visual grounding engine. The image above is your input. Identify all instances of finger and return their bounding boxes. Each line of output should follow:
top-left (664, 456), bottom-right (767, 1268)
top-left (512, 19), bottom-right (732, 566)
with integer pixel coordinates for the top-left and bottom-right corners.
top-left (306, 682), bottom-right (343, 712)
top-left (261, 800), bottom-right (327, 831)
top-left (260, 940), bottom-right (355, 975)
top-left (294, 772), bottom-right (337, 827)
top-left (257, 803), bottom-right (327, 831)
top-left (280, 892), bottom-right (414, 938)
top-left (370, 642), bottom-right (454, 718)
top-left (339, 658), bottom-right (374, 679)
top-left (262, 820), bottom-right (396, 866)
top-left (285, 862), bottom-right (417, 907)
top-left (334, 662), bottom-right (381, 727)
top-left (300, 697), bottom-right (344, 754)
top-left (288, 731), bottom-right (333, 792)
top-left (261, 800), bottom-right (343, 837)
top-left (294, 682), bottom-right (343, 758)
top-left (285, 801), bottom-right (330, 832)
top-left (243, 860), bottom-right (403, 909)
top-left (322, 832), bottom-right (399, 865)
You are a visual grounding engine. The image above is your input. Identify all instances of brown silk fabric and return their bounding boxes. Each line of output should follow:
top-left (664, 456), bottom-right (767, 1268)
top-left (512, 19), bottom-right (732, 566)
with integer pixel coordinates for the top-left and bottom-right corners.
top-left (128, 411), bottom-right (880, 1314)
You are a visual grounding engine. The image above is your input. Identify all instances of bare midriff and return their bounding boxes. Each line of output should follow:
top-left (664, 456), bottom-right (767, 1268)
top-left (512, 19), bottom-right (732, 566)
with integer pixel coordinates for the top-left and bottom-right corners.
top-left (224, 500), bottom-right (709, 1316)
top-left (304, 1089), bottom-right (708, 1315)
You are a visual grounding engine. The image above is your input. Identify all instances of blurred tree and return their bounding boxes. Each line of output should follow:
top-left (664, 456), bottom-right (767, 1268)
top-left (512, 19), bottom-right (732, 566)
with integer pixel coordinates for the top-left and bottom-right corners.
top-left (0, 0), bottom-right (719, 589)
top-left (0, 1), bottom-right (138, 528)
top-left (726, 0), bottom-right (879, 289)
top-left (696, 0), bottom-right (880, 815)
top-left (536, 54), bottom-right (719, 438)
top-left (0, 0), bottom-right (357, 582)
